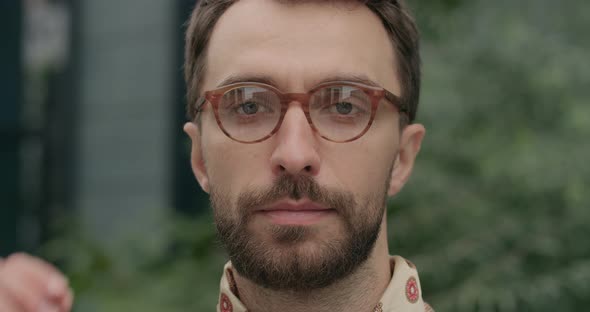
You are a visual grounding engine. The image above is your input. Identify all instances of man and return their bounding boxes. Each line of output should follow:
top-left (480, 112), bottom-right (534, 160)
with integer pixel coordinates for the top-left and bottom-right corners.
top-left (184, 0), bottom-right (430, 311)
top-left (0, 0), bottom-right (430, 311)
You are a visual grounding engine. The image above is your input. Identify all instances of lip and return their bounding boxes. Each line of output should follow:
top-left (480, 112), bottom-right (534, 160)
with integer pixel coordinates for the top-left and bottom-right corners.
top-left (256, 199), bottom-right (336, 225)
top-left (258, 199), bottom-right (330, 212)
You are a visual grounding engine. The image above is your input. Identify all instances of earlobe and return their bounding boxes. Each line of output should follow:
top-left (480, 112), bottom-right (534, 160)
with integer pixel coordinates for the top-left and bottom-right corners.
top-left (387, 124), bottom-right (426, 196)
top-left (183, 122), bottom-right (210, 193)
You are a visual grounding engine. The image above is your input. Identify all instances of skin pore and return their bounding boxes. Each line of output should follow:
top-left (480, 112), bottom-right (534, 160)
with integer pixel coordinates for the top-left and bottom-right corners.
top-left (184, 1), bottom-right (425, 311)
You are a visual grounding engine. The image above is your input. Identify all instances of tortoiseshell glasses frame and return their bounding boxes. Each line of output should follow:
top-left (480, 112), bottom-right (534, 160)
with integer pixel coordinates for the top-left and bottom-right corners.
top-left (193, 81), bottom-right (408, 144)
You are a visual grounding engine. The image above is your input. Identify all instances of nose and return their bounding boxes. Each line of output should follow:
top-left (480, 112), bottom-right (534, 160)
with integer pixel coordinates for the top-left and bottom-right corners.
top-left (269, 104), bottom-right (321, 177)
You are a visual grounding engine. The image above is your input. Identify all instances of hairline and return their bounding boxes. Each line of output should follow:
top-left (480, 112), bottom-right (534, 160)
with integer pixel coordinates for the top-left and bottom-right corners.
top-left (186, 0), bottom-right (419, 127)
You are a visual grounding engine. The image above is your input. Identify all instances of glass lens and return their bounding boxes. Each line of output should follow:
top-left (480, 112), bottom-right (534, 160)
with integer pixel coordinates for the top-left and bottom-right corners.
top-left (217, 86), bottom-right (281, 142)
top-left (309, 86), bottom-right (373, 141)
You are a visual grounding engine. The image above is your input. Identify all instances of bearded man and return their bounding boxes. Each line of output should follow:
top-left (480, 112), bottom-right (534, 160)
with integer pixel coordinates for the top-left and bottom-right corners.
top-left (182, 0), bottom-right (431, 311)
top-left (0, 1), bottom-right (432, 311)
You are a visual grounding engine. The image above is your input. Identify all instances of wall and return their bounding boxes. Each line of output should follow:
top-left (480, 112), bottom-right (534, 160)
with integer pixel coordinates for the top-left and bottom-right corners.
top-left (76, 0), bottom-right (175, 245)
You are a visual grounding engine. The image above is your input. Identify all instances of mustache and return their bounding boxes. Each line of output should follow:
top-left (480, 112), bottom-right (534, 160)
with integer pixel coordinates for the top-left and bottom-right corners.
top-left (236, 174), bottom-right (354, 218)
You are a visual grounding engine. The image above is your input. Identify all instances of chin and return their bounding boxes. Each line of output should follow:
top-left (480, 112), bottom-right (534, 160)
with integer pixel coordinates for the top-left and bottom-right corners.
top-left (257, 221), bottom-right (342, 245)
top-left (232, 227), bottom-right (366, 291)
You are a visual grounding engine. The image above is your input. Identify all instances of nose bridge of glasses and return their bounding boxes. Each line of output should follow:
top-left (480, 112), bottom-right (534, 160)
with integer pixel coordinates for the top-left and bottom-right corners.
top-left (280, 92), bottom-right (311, 109)
top-left (276, 92), bottom-right (315, 135)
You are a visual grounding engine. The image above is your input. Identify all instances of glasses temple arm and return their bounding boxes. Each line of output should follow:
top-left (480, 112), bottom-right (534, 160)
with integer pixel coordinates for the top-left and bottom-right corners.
top-left (195, 97), bottom-right (207, 113)
top-left (385, 92), bottom-right (409, 114)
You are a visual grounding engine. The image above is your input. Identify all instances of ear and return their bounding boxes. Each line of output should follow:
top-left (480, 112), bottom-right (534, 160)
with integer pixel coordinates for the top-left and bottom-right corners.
top-left (388, 123), bottom-right (426, 196)
top-left (183, 122), bottom-right (210, 193)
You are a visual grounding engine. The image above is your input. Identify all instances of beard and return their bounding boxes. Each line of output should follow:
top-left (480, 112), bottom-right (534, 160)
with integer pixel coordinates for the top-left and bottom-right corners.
top-left (211, 173), bottom-right (388, 292)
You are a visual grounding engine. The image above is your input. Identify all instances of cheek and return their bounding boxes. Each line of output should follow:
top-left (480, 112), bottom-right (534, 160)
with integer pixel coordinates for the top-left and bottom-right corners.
top-left (202, 131), bottom-right (271, 196)
top-left (323, 124), bottom-right (398, 195)
top-left (324, 143), bottom-right (394, 196)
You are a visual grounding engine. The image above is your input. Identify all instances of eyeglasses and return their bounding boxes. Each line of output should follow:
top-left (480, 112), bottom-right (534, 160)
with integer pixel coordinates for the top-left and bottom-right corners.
top-left (194, 81), bottom-right (407, 143)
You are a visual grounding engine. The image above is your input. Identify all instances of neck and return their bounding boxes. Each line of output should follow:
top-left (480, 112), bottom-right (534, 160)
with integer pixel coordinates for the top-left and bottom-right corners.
top-left (234, 219), bottom-right (391, 312)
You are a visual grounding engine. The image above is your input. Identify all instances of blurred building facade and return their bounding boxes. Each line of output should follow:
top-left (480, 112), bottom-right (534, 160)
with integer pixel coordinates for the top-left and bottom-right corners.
top-left (1, 0), bottom-right (207, 255)
top-left (0, 1), bottom-right (23, 256)
top-left (75, 0), bottom-right (176, 244)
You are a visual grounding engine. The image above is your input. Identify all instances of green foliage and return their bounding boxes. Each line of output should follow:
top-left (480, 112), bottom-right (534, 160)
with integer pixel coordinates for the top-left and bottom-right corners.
top-left (42, 214), bottom-right (224, 311)
top-left (393, 0), bottom-right (590, 310)
top-left (41, 0), bottom-right (589, 311)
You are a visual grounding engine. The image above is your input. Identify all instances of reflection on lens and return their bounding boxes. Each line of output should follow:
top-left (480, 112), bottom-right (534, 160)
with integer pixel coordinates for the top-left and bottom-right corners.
top-left (214, 84), bottom-right (374, 143)
top-left (218, 86), bottom-right (281, 142)
top-left (310, 86), bottom-right (372, 142)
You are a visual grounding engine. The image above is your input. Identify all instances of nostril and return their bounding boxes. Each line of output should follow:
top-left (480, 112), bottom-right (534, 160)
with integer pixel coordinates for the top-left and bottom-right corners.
top-left (304, 165), bottom-right (312, 172)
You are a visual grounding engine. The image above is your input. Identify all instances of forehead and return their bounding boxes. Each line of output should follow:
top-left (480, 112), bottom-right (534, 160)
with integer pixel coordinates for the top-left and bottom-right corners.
top-left (204, 0), bottom-right (399, 93)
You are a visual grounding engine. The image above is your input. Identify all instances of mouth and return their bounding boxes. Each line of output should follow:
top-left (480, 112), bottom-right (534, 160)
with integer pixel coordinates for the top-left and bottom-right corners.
top-left (255, 198), bottom-right (337, 226)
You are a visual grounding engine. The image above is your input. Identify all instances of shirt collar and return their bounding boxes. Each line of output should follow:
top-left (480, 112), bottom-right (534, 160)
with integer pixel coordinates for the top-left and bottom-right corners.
top-left (216, 255), bottom-right (433, 312)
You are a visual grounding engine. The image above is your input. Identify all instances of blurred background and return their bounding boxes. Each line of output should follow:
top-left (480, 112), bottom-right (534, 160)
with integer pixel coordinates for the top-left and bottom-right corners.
top-left (1, 0), bottom-right (589, 311)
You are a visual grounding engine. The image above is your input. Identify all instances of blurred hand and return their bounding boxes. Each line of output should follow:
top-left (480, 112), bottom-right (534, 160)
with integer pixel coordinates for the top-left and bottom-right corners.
top-left (0, 253), bottom-right (73, 312)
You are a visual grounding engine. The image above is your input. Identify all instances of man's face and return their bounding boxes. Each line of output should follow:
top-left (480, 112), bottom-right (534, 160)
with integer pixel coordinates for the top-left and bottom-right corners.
top-left (185, 0), bottom-right (424, 291)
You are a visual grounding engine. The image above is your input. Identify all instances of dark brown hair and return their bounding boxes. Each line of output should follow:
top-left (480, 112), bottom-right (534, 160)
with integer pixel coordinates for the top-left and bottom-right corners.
top-left (184, 0), bottom-right (420, 124)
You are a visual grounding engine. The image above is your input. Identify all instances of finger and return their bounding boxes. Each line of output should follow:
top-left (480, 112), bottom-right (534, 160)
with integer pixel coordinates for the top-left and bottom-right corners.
top-left (3, 253), bottom-right (69, 299)
top-left (50, 286), bottom-right (74, 312)
top-left (60, 288), bottom-right (74, 312)
top-left (23, 259), bottom-right (73, 312)
top-left (0, 284), bottom-right (21, 312)
top-left (3, 253), bottom-right (66, 286)
top-left (46, 274), bottom-right (69, 300)
top-left (0, 268), bottom-right (45, 311)
top-left (39, 300), bottom-right (63, 312)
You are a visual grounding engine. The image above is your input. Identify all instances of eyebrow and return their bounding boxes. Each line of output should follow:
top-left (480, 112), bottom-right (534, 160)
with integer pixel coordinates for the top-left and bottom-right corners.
top-left (215, 73), bottom-right (382, 89)
top-left (216, 74), bottom-right (279, 88)
top-left (316, 74), bottom-right (380, 88)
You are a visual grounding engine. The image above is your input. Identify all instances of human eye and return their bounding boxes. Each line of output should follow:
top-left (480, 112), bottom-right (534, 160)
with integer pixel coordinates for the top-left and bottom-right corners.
top-left (221, 89), bottom-right (277, 118)
top-left (326, 101), bottom-right (363, 116)
top-left (313, 86), bottom-right (368, 113)
top-left (319, 94), bottom-right (369, 118)
top-left (233, 100), bottom-right (267, 115)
